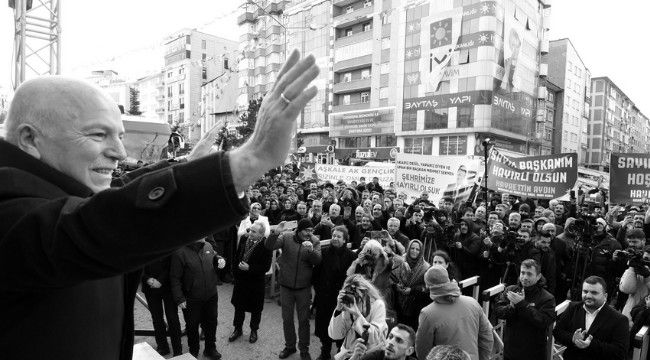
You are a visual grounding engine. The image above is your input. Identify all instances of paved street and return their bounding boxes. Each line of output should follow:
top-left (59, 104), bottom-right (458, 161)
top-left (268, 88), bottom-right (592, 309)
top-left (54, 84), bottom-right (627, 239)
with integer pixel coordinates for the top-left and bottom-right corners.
top-left (134, 283), bottom-right (322, 360)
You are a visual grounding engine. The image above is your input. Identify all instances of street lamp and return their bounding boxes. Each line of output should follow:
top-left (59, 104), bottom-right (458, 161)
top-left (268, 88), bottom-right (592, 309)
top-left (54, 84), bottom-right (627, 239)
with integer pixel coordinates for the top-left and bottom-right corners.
top-left (482, 138), bottom-right (494, 205)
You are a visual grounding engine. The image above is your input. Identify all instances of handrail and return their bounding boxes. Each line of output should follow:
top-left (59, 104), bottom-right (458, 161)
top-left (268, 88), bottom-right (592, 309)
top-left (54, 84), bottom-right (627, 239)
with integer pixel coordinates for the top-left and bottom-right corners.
top-left (481, 283), bottom-right (505, 318)
top-left (547, 299), bottom-right (571, 360)
top-left (633, 325), bottom-right (650, 360)
top-left (458, 275), bottom-right (481, 301)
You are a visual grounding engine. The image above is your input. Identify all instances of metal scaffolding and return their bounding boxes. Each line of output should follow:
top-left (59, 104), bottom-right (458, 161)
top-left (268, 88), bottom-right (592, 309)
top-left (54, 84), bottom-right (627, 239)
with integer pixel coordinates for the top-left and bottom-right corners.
top-left (12, 0), bottom-right (62, 89)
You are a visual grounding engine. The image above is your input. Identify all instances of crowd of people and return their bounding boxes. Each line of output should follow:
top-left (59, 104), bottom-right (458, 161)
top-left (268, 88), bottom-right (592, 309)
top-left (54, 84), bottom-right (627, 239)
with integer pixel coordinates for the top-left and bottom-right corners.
top-left (140, 161), bottom-right (650, 360)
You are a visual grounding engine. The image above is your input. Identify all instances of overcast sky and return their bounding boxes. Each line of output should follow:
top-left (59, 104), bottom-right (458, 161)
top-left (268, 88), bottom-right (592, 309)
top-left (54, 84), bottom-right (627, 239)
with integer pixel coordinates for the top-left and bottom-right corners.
top-left (1, 1), bottom-right (648, 113)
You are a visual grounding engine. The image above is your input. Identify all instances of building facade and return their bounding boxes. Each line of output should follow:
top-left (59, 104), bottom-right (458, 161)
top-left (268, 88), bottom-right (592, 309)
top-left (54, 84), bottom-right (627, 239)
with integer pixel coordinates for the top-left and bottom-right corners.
top-left (133, 71), bottom-right (166, 123)
top-left (587, 76), bottom-right (650, 171)
top-left (200, 66), bottom-right (239, 138)
top-left (86, 70), bottom-right (131, 113)
top-left (328, 0), bottom-right (551, 161)
top-left (545, 38), bottom-right (591, 163)
top-left (163, 29), bottom-right (238, 143)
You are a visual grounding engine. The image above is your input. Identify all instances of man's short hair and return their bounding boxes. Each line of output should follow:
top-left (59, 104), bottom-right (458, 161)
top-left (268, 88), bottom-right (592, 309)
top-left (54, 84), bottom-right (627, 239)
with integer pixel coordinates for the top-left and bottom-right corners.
top-left (583, 276), bottom-right (607, 293)
top-left (387, 217), bottom-right (401, 226)
top-left (521, 219), bottom-right (534, 224)
top-left (393, 323), bottom-right (416, 347)
top-left (426, 345), bottom-right (470, 360)
top-left (488, 211), bottom-right (499, 217)
top-left (521, 259), bottom-right (541, 275)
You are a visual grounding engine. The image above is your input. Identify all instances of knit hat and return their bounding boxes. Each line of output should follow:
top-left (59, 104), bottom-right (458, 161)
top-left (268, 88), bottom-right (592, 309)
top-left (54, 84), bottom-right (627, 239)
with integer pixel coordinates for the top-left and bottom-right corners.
top-left (424, 265), bottom-right (450, 287)
top-left (297, 218), bottom-right (314, 232)
top-left (424, 265), bottom-right (461, 299)
top-left (595, 217), bottom-right (607, 227)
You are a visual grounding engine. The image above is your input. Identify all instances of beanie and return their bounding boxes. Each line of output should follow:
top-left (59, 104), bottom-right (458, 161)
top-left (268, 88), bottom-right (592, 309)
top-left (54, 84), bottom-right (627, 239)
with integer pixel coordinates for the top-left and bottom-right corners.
top-left (424, 265), bottom-right (450, 287)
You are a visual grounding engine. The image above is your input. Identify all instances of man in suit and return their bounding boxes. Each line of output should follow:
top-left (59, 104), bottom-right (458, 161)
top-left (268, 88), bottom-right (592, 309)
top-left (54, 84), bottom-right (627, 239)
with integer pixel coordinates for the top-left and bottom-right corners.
top-left (553, 276), bottom-right (629, 360)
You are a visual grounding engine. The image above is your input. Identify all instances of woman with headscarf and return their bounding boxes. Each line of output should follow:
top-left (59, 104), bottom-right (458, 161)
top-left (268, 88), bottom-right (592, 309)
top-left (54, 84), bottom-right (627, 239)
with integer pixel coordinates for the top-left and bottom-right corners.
top-left (451, 219), bottom-right (482, 280)
top-left (312, 226), bottom-right (356, 360)
top-left (264, 199), bottom-right (283, 225)
top-left (396, 239), bottom-right (430, 330)
top-left (328, 274), bottom-right (389, 360)
top-left (280, 198), bottom-right (300, 222)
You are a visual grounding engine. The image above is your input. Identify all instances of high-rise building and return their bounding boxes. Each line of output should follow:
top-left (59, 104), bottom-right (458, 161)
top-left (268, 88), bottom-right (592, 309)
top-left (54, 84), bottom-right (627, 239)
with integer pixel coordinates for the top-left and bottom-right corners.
top-left (163, 29), bottom-right (238, 143)
top-left (200, 66), bottom-right (239, 138)
top-left (86, 70), bottom-right (131, 113)
top-left (587, 77), bottom-right (650, 171)
top-left (238, 0), bottom-right (332, 156)
top-left (538, 79), bottom-right (562, 155)
top-left (327, 0), bottom-right (551, 161)
top-left (133, 71), bottom-right (166, 123)
top-left (545, 38), bottom-right (591, 163)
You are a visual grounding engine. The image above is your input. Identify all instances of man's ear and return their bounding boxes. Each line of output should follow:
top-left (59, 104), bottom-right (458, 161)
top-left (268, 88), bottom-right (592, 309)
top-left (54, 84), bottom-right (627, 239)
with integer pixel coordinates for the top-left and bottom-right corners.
top-left (15, 124), bottom-right (43, 159)
top-left (406, 346), bottom-right (414, 356)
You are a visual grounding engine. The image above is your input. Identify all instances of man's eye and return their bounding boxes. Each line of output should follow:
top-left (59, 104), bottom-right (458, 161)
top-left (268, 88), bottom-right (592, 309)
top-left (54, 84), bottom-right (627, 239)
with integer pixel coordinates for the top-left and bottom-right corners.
top-left (90, 133), bottom-right (106, 139)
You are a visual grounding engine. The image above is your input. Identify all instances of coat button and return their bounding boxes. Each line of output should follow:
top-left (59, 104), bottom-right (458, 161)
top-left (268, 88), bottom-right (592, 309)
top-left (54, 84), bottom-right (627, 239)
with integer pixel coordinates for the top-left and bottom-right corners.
top-left (148, 187), bottom-right (165, 200)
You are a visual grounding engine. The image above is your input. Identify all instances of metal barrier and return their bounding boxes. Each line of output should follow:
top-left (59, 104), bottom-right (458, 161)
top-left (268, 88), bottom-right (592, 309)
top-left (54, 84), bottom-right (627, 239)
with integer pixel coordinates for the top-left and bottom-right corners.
top-left (481, 284), bottom-right (505, 360)
top-left (134, 292), bottom-right (156, 336)
top-left (458, 275), bottom-right (481, 301)
top-left (546, 299), bottom-right (570, 360)
top-left (633, 325), bottom-right (650, 360)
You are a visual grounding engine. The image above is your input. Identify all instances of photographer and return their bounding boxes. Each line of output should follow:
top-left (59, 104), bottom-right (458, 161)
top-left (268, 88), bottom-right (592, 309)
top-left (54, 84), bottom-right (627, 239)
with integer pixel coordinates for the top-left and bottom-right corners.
top-left (617, 232), bottom-right (650, 325)
top-left (588, 218), bottom-right (622, 297)
top-left (452, 219), bottom-right (482, 280)
top-left (328, 274), bottom-right (389, 360)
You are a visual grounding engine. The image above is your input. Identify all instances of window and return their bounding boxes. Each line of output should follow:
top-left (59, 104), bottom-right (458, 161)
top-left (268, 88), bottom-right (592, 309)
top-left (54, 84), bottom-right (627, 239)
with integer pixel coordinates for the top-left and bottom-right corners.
top-left (376, 135), bottom-right (396, 147)
top-left (202, 53), bottom-right (207, 61)
top-left (346, 5), bottom-right (354, 13)
top-left (363, 22), bottom-right (372, 32)
top-left (167, 86), bottom-right (173, 97)
top-left (405, 137), bottom-right (431, 155)
top-left (402, 112), bottom-right (417, 131)
top-left (424, 109), bottom-right (448, 129)
top-left (178, 83), bottom-right (184, 95)
top-left (201, 39), bottom-right (206, 49)
top-left (168, 114), bottom-right (173, 123)
top-left (364, 0), bottom-right (372, 7)
top-left (458, 48), bottom-right (477, 64)
top-left (224, 59), bottom-right (229, 69)
top-left (167, 72), bottom-right (173, 78)
top-left (342, 73), bottom-right (352, 82)
top-left (179, 112), bottom-right (184, 122)
top-left (179, 96), bottom-right (185, 109)
top-left (345, 29), bottom-right (353, 37)
top-left (361, 69), bottom-right (370, 79)
top-left (379, 87), bottom-right (388, 99)
top-left (202, 67), bottom-right (207, 80)
top-left (381, 12), bottom-right (389, 25)
top-left (380, 63), bottom-right (390, 74)
top-left (456, 106), bottom-right (474, 127)
top-left (440, 135), bottom-right (467, 155)
top-left (167, 101), bottom-right (171, 111)
top-left (436, 80), bottom-right (450, 94)
top-left (457, 77), bottom-right (476, 92)
top-left (461, 18), bottom-right (479, 36)
top-left (342, 94), bottom-right (351, 105)
top-left (360, 92), bottom-right (370, 103)
top-left (179, 67), bottom-right (185, 75)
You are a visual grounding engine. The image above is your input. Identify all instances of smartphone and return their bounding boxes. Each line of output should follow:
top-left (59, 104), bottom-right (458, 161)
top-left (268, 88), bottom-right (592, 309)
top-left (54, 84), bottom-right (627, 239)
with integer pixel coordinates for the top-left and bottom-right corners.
top-left (286, 220), bottom-right (298, 230)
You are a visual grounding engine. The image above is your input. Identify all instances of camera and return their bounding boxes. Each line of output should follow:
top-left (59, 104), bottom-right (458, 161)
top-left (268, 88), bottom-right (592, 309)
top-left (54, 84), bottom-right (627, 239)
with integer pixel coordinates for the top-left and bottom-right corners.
top-left (341, 290), bottom-right (357, 306)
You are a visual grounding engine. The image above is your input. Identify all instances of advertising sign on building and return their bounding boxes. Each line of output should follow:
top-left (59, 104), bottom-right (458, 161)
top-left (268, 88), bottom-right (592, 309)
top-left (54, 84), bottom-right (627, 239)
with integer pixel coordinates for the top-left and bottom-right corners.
top-left (403, 90), bottom-right (492, 112)
top-left (329, 108), bottom-right (394, 137)
top-left (487, 149), bottom-right (578, 199)
top-left (394, 153), bottom-right (482, 204)
top-left (315, 164), bottom-right (395, 187)
top-left (609, 153), bottom-right (650, 205)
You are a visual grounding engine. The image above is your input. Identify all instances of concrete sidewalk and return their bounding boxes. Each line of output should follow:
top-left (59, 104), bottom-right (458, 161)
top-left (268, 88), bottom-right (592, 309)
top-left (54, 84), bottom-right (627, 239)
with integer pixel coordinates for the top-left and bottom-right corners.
top-left (134, 283), bottom-right (322, 360)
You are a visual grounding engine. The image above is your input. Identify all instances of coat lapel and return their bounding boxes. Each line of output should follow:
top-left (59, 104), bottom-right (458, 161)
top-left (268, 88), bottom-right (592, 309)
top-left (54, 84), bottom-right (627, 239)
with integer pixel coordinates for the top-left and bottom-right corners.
top-left (575, 303), bottom-right (586, 330)
top-left (586, 304), bottom-right (608, 335)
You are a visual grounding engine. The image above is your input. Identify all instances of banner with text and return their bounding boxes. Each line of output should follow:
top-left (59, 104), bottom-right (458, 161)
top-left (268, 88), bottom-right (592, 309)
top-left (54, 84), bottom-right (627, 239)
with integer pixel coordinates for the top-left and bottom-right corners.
top-left (394, 153), bottom-right (482, 204)
top-left (487, 149), bottom-right (578, 199)
top-left (315, 164), bottom-right (395, 187)
top-left (609, 153), bottom-right (650, 205)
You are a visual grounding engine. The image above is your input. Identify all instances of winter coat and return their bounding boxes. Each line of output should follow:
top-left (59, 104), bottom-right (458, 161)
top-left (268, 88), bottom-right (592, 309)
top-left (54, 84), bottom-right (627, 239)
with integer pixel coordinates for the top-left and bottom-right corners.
top-left (619, 267), bottom-right (650, 326)
top-left (170, 241), bottom-right (224, 303)
top-left (312, 245), bottom-right (356, 339)
top-left (494, 277), bottom-right (556, 360)
top-left (231, 234), bottom-right (273, 313)
top-left (396, 240), bottom-right (431, 319)
top-left (265, 230), bottom-right (321, 290)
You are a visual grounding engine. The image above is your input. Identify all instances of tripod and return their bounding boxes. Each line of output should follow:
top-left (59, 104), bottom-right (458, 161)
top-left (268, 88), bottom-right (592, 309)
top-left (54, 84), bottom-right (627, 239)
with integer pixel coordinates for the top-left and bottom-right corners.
top-left (569, 240), bottom-right (593, 301)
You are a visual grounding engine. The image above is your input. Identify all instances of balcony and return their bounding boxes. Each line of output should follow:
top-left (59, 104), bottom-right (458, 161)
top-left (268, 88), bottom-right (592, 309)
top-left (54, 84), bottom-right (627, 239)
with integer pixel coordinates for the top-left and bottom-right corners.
top-left (237, 11), bottom-right (256, 25)
top-left (244, 50), bottom-right (254, 59)
top-left (268, 25), bottom-right (283, 36)
top-left (332, 102), bottom-right (371, 113)
top-left (254, 47), bottom-right (267, 57)
top-left (333, 54), bottom-right (372, 72)
top-left (254, 66), bottom-right (266, 76)
top-left (334, 6), bottom-right (373, 29)
top-left (265, 2), bottom-right (285, 15)
top-left (335, 29), bottom-right (373, 48)
top-left (539, 63), bottom-right (548, 77)
top-left (266, 63), bottom-right (281, 74)
top-left (267, 43), bottom-right (283, 54)
top-left (332, 78), bottom-right (371, 94)
top-left (333, 0), bottom-right (357, 6)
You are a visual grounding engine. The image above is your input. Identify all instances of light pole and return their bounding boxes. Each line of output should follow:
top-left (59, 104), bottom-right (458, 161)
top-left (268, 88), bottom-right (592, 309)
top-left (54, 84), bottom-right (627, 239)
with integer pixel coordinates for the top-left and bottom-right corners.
top-left (482, 138), bottom-right (494, 206)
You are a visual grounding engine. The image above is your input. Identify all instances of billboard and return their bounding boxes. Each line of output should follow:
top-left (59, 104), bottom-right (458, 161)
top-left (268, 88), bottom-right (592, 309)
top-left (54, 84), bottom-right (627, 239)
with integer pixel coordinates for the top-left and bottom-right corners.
top-left (314, 164), bottom-right (395, 187)
top-left (487, 149), bottom-right (578, 199)
top-left (329, 108), bottom-right (394, 137)
top-left (609, 153), bottom-right (650, 205)
top-left (394, 153), bottom-right (482, 204)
